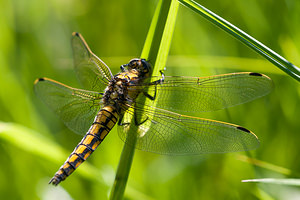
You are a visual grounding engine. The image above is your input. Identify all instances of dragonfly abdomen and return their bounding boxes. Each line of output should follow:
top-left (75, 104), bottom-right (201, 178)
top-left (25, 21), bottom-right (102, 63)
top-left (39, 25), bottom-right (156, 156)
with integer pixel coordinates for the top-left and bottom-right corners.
top-left (49, 105), bottom-right (119, 185)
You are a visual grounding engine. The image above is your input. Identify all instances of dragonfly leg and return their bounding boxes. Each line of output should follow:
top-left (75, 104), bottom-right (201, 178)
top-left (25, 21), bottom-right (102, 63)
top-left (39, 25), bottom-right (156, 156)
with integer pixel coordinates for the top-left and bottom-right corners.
top-left (134, 108), bottom-right (149, 126)
top-left (143, 70), bottom-right (164, 100)
top-left (150, 70), bottom-right (165, 85)
top-left (118, 114), bottom-right (130, 126)
top-left (120, 64), bottom-right (127, 72)
top-left (117, 112), bottom-right (148, 126)
top-left (160, 70), bottom-right (165, 82)
top-left (143, 85), bottom-right (157, 100)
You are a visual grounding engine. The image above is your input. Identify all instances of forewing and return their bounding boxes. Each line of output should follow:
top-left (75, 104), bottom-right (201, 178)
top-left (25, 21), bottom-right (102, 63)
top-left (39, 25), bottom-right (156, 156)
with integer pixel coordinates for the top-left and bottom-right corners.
top-left (34, 78), bottom-right (103, 135)
top-left (118, 103), bottom-right (259, 155)
top-left (145, 72), bottom-right (272, 113)
top-left (72, 32), bottom-right (113, 92)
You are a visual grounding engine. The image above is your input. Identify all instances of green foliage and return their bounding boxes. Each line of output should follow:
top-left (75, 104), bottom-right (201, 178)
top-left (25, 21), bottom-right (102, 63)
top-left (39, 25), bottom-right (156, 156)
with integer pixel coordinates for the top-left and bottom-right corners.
top-left (179, 0), bottom-right (300, 81)
top-left (1, 0), bottom-right (300, 199)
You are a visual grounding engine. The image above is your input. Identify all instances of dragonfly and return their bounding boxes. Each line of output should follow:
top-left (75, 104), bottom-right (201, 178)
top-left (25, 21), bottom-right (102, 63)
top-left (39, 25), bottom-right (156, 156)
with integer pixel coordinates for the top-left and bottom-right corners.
top-left (34, 32), bottom-right (272, 185)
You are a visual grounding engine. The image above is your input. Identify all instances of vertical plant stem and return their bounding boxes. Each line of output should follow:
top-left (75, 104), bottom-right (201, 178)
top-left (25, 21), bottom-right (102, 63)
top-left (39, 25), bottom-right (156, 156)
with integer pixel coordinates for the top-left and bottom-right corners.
top-left (142, 0), bottom-right (179, 73)
top-left (109, 135), bottom-right (137, 200)
top-left (109, 0), bottom-right (178, 199)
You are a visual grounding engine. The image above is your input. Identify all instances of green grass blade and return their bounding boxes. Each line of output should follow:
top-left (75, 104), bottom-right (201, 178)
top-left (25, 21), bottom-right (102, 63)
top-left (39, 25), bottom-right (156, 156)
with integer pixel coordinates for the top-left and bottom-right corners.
top-left (154, 0), bottom-right (179, 75)
top-left (110, 0), bottom-right (179, 199)
top-left (140, 0), bottom-right (165, 63)
top-left (178, 0), bottom-right (300, 82)
top-left (242, 178), bottom-right (300, 186)
top-left (109, 135), bottom-right (137, 200)
top-left (141, 0), bottom-right (179, 75)
top-left (237, 155), bottom-right (296, 176)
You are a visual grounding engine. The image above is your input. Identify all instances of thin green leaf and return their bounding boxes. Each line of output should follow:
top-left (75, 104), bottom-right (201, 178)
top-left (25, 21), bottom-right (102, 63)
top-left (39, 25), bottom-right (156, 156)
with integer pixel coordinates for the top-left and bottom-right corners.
top-left (237, 155), bottom-right (295, 176)
top-left (154, 0), bottom-right (179, 75)
top-left (141, 0), bottom-right (179, 75)
top-left (178, 0), bottom-right (300, 82)
top-left (242, 178), bottom-right (300, 186)
top-left (109, 129), bottom-right (137, 200)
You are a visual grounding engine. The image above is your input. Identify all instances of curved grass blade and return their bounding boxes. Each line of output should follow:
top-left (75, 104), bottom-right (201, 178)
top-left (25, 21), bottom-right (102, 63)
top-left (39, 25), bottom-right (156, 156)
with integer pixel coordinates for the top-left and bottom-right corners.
top-left (237, 155), bottom-right (296, 176)
top-left (178, 0), bottom-right (300, 82)
top-left (242, 178), bottom-right (300, 186)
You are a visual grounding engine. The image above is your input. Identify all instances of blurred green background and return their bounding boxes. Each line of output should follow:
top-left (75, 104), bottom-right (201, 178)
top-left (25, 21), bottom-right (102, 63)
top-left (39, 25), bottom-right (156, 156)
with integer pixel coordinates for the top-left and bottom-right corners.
top-left (1, 0), bottom-right (300, 199)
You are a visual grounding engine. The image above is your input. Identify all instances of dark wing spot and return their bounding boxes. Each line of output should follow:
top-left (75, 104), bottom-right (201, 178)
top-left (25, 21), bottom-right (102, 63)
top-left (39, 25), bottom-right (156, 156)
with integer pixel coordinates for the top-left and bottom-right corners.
top-left (249, 72), bottom-right (262, 77)
top-left (72, 32), bottom-right (80, 37)
top-left (237, 126), bottom-right (251, 133)
top-left (34, 78), bottom-right (45, 84)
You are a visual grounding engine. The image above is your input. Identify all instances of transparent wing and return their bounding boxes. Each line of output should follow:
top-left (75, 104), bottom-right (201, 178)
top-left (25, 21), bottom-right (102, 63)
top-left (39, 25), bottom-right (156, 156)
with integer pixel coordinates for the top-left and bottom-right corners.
top-left (34, 78), bottom-right (103, 135)
top-left (144, 72), bottom-right (272, 113)
top-left (118, 103), bottom-right (259, 155)
top-left (72, 32), bottom-right (113, 92)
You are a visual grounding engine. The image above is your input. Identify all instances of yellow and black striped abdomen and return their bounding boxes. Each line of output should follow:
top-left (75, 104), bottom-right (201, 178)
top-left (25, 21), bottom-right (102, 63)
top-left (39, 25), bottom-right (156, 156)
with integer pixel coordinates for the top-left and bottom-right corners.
top-left (49, 105), bottom-right (119, 185)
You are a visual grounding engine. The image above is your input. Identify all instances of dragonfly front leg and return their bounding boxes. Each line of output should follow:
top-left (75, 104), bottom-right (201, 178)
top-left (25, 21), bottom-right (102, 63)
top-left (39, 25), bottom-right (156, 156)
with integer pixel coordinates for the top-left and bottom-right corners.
top-left (120, 64), bottom-right (127, 72)
top-left (151, 70), bottom-right (165, 85)
top-left (143, 70), bottom-right (165, 100)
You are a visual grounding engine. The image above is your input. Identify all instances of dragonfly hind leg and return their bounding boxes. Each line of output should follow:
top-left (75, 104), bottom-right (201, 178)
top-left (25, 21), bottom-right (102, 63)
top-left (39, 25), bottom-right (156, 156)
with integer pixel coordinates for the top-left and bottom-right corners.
top-left (143, 86), bottom-right (157, 100)
top-left (134, 108), bottom-right (149, 126)
top-left (118, 112), bottom-right (149, 127)
top-left (118, 115), bottom-right (129, 126)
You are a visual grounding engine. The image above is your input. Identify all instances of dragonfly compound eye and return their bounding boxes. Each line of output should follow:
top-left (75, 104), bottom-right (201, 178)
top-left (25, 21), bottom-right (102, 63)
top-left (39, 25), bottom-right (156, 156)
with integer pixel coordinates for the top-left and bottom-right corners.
top-left (127, 58), bottom-right (151, 76)
top-left (140, 59), bottom-right (151, 74)
top-left (128, 58), bottom-right (140, 68)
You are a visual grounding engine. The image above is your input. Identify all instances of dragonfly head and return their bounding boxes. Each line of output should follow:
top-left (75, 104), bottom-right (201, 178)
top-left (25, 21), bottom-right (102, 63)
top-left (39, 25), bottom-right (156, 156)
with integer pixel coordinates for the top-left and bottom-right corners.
top-left (126, 58), bottom-right (152, 78)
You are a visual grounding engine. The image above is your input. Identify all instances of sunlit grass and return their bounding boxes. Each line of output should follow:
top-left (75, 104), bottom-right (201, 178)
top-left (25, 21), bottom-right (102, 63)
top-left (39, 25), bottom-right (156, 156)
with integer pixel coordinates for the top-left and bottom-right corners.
top-left (1, 0), bottom-right (300, 199)
top-left (242, 178), bottom-right (300, 186)
top-left (178, 0), bottom-right (300, 81)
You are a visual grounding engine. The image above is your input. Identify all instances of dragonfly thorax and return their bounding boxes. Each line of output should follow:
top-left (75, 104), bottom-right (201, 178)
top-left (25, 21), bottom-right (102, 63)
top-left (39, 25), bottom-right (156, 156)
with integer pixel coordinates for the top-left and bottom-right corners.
top-left (103, 60), bottom-right (151, 109)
